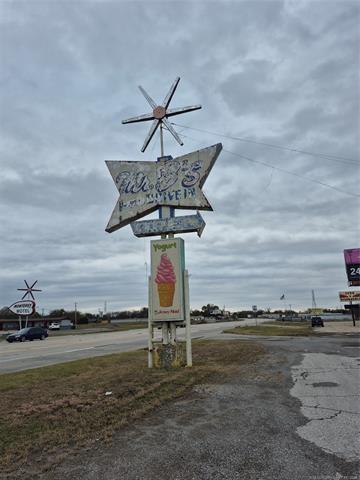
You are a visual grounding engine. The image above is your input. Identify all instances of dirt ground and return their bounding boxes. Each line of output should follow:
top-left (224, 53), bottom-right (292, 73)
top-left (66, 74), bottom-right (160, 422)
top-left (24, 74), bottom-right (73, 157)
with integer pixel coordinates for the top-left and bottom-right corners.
top-left (315, 321), bottom-right (359, 334)
top-left (17, 336), bottom-right (359, 480)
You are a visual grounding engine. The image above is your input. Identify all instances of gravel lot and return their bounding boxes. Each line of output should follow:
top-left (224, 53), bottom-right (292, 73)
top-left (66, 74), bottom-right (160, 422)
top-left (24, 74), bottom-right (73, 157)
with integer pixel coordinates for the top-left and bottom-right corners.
top-left (29, 335), bottom-right (359, 480)
top-left (315, 321), bottom-right (360, 335)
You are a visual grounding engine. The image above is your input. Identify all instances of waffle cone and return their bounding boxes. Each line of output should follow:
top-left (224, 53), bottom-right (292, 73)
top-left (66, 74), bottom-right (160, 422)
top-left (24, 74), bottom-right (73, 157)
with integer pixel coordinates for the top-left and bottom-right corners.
top-left (157, 283), bottom-right (175, 307)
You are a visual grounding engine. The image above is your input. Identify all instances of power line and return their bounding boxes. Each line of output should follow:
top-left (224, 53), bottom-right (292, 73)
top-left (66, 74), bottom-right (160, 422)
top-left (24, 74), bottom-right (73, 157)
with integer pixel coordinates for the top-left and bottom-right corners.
top-left (172, 123), bottom-right (359, 166)
top-left (178, 131), bottom-right (360, 198)
top-left (224, 148), bottom-right (359, 198)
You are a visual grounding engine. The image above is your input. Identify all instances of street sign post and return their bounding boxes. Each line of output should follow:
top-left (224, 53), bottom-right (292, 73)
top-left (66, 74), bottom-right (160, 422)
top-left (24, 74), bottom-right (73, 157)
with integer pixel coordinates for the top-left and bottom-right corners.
top-left (339, 291), bottom-right (359, 327)
top-left (106, 77), bottom-right (221, 368)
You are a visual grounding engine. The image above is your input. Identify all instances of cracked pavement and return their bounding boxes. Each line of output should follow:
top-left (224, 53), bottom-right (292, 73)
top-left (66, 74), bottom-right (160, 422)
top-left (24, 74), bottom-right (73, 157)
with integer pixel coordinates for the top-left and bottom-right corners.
top-left (291, 353), bottom-right (360, 462)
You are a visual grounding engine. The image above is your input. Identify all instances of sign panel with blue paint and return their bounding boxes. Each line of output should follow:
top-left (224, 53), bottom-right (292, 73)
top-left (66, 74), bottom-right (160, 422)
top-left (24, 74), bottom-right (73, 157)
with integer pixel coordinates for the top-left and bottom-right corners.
top-left (131, 212), bottom-right (205, 238)
top-left (105, 143), bottom-right (222, 233)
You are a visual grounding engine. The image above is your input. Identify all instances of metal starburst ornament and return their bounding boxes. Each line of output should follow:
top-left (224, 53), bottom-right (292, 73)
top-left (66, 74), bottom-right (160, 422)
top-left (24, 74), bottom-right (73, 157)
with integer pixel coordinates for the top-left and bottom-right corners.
top-left (17, 280), bottom-right (42, 300)
top-left (122, 77), bottom-right (201, 153)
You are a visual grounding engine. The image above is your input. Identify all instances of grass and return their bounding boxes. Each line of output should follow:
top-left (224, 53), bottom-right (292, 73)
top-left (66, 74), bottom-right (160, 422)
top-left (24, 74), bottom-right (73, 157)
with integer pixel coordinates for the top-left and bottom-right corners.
top-left (224, 321), bottom-right (312, 336)
top-left (48, 322), bottom-right (148, 336)
top-left (0, 340), bottom-right (265, 477)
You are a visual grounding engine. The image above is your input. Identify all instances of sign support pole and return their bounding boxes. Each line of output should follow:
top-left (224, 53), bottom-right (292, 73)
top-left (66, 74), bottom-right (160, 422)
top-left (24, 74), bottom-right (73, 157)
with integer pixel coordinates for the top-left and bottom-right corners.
top-left (184, 269), bottom-right (192, 367)
top-left (170, 322), bottom-right (176, 345)
top-left (160, 123), bottom-right (164, 157)
top-left (157, 126), bottom-right (176, 347)
top-left (350, 299), bottom-right (355, 327)
top-left (148, 276), bottom-right (153, 368)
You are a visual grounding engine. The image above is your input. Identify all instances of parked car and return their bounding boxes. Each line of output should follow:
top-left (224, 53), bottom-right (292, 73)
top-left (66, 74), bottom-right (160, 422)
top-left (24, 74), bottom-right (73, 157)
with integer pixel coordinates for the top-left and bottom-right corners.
top-left (311, 316), bottom-right (324, 327)
top-left (6, 327), bottom-right (48, 343)
top-left (48, 322), bottom-right (60, 330)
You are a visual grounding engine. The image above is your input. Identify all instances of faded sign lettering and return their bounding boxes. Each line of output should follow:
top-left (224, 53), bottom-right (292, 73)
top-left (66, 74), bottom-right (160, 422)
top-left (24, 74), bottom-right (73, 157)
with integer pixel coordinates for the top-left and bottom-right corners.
top-left (105, 143), bottom-right (222, 233)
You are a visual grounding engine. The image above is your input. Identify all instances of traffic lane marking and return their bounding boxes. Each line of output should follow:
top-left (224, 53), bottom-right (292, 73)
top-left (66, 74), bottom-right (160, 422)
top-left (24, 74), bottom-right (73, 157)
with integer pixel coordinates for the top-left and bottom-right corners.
top-left (0, 338), bottom-right (147, 363)
top-left (0, 329), bottom-right (149, 353)
top-left (0, 341), bottom-right (146, 373)
top-left (0, 347), bottom-right (97, 363)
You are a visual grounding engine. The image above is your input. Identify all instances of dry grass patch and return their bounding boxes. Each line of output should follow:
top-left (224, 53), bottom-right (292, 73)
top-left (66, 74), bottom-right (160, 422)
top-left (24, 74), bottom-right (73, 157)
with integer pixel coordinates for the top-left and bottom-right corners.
top-left (51, 322), bottom-right (147, 336)
top-left (224, 321), bottom-right (312, 336)
top-left (0, 340), bottom-right (264, 476)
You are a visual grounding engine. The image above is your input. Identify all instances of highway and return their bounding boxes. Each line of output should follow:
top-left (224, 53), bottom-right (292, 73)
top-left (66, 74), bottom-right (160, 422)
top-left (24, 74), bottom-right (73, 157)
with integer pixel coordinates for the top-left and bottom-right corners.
top-left (0, 318), bottom-right (269, 374)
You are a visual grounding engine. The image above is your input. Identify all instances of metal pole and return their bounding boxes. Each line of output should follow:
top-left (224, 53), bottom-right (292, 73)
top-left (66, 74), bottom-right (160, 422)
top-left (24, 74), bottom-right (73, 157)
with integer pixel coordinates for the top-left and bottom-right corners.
top-left (158, 123), bottom-right (170, 342)
top-left (25, 316), bottom-right (28, 328)
top-left (350, 299), bottom-right (355, 327)
top-left (184, 270), bottom-right (192, 367)
top-left (74, 302), bottom-right (77, 329)
top-left (160, 123), bottom-right (164, 157)
top-left (170, 322), bottom-right (176, 345)
top-left (162, 322), bottom-right (169, 345)
top-left (148, 276), bottom-right (153, 368)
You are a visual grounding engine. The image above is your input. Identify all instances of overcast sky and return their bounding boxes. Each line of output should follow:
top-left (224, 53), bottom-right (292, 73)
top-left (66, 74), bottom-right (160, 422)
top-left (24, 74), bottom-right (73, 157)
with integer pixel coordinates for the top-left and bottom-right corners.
top-left (0, 0), bottom-right (359, 314)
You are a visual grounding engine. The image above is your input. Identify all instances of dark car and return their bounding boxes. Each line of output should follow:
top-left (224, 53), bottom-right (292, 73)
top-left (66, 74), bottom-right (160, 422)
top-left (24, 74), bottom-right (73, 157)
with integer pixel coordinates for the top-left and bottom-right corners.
top-left (311, 316), bottom-right (324, 327)
top-left (6, 327), bottom-right (48, 343)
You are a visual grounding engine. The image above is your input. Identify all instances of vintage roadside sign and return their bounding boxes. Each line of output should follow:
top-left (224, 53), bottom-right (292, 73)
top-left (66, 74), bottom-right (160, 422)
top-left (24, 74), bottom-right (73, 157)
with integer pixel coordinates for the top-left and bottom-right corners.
top-left (344, 248), bottom-right (360, 287)
top-left (150, 238), bottom-right (185, 322)
top-left (106, 143), bottom-right (222, 233)
top-left (9, 300), bottom-right (36, 316)
top-left (339, 291), bottom-right (360, 302)
top-left (131, 212), bottom-right (205, 238)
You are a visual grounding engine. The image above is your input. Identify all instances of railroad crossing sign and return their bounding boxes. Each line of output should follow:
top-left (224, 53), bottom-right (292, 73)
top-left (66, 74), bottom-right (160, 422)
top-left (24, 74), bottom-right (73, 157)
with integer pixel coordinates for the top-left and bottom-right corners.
top-left (122, 77), bottom-right (201, 152)
top-left (17, 280), bottom-right (42, 300)
top-left (105, 143), bottom-right (222, 233)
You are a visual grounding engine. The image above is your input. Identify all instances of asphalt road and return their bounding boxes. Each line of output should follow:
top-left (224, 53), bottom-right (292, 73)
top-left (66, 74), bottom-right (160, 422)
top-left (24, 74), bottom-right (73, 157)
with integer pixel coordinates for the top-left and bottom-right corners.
top-left (34, 334), bottom-right (359, 480)
top-left (0, 318), bottom-right (269, 374)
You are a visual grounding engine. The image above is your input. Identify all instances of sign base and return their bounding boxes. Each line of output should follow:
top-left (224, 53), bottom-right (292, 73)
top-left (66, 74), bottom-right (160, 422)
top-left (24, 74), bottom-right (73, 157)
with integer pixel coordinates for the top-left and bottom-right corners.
top-left (151, 342), bottom-right (186, 369)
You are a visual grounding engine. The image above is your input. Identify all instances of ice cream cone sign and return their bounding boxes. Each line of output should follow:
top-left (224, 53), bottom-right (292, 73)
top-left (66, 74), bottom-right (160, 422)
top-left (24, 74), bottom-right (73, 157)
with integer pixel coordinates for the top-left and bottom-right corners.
top-left (151, 238), bottom-right (185, 321)
top-left (156, 254), bottom-right (176, 307)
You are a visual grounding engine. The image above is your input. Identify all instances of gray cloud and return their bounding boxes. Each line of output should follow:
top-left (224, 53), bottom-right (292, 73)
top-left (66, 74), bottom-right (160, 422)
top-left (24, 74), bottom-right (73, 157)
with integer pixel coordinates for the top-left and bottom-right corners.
top-left (0, 1), bottom-right (359, 313)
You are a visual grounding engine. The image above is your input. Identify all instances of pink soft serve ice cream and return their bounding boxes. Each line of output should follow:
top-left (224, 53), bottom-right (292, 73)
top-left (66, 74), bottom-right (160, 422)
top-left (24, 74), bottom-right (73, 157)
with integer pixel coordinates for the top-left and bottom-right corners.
top-left (155, 254), bottom-right (176, 307)
top-left (155, 254), bottom-right (176, 284)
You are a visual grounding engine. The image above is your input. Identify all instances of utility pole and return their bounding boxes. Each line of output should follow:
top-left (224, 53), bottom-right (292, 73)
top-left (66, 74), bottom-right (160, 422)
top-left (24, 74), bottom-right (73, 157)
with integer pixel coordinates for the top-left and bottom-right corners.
top-left (104, 300), bottom-right (109, 323)
top-left (74, 302), bottom-right (77, 329)
top-left (311, 289), bottom-right (317, 309)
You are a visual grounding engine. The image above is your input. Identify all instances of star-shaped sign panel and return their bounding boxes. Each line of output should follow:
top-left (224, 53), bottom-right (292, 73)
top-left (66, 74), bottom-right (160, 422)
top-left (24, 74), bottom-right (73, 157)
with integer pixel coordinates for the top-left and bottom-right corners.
top-left (105, 143), bottom-right (222, 233)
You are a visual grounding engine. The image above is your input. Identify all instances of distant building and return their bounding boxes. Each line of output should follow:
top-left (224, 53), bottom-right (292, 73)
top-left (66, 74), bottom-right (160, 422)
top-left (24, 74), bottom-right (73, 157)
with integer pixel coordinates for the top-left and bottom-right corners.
top-left (0, 316), bottom-right (72, 331)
